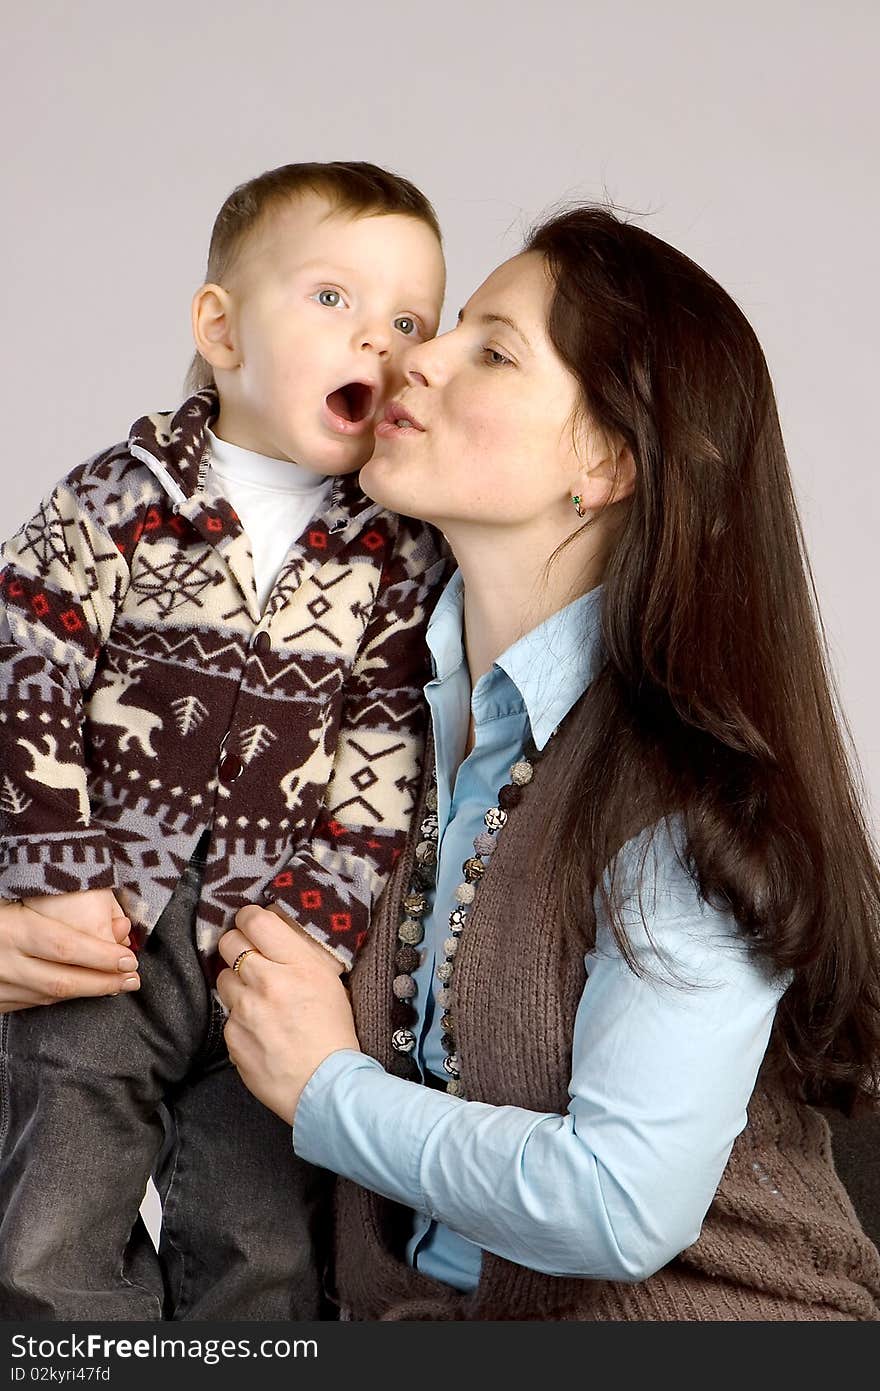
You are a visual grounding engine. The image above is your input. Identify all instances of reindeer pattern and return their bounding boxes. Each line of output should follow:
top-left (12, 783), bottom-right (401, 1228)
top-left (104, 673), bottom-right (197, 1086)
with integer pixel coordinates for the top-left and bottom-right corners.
top-left (279, 703), bottom-right (335, 810)
top-left (17, 735), bottom-right (90, 825)
top-left (84, 656), bottom-right (164, 757)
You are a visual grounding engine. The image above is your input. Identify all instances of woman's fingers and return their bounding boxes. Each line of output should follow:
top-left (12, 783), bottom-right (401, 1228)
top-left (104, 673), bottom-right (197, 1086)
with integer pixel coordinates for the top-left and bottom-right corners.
top-left (0, 960), bottom-right (140, 1010)
top-left (216, 929), bottom-right (262, 1015)
top-left (231, 905), bottom-right (302, 962)
top-left (1, 985), bottom-right (60, 1010)
top-left (0, 973), bottom-right (136, 1010)
top-left (215, 966), bottom-right (245, 1015)
top-left (218, 926), bottom-right (256, 969)
top-left (14, 905), bottom-right (139, 973)
top-left (21, 888), bottom-right (130, 945)
top-left (4, 953), bottom-right (140, 1004)
top-left (109, 892), bottom-right (132, 944)
top-left (231, 903), bottom-right (345, 974)
top-left (0, 902), bottom-right (140, 1011)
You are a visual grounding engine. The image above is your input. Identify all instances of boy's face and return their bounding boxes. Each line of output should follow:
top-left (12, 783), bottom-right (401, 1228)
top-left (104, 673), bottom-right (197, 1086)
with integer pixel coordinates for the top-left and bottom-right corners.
top-left (212, 194), bottom-right (446, 473)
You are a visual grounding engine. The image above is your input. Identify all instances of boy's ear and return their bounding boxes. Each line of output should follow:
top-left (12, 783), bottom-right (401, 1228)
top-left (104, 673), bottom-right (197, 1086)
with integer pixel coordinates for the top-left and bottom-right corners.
top-left (191, 284), bottom-right (240, 372)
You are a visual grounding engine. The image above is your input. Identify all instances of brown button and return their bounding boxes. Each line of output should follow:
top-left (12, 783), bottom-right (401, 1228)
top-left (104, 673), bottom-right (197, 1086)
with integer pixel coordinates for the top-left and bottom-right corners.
top-left (253, 630), bottom-right (271, 657)
top-left (218, 754), bottom-right (244, 783)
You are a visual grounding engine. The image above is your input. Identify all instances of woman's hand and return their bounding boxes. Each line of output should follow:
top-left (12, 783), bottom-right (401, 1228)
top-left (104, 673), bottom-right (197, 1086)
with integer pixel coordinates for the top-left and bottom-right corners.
top-left (0, 897), bottom-right (140, 1012)
top-left (23, 887), bottom-right (131, 944)
top-left (217, 904), bottom-right (360, 1127)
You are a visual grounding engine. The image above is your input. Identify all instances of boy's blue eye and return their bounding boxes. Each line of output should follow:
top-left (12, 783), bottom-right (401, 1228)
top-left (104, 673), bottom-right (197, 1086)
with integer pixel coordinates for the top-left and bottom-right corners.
top-left (315, 290), bottom-right (343, 307)
top-left (394, 316), bottom-right (418, 336)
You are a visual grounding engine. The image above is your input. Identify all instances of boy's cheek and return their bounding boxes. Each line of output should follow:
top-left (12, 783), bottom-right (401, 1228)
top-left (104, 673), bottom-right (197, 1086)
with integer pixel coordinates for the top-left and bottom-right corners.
top-left (316, 441), bottom-right (376, 477)
top-left (341, 441), bottom-right (375, 474)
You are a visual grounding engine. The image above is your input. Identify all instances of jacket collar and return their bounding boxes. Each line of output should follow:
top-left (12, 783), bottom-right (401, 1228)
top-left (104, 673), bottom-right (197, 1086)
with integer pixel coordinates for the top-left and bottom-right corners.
top-left (127, 389), bottom-right (385, 622)
top-left (128, 388), bottom-right (379, 528)
top-left (128, 388), bottom-right (220, 505)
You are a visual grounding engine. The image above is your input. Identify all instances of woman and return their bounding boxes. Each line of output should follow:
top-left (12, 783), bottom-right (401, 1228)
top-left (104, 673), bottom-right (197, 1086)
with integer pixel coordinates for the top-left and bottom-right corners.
top-left (213, 206), bottom-right (880, 1320)
top-left (4, 207), bottom-right (880, 1320)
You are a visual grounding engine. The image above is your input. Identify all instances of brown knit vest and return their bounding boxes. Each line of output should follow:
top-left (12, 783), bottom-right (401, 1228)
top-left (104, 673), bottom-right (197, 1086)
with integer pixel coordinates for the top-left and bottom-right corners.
top-left (335, 719), bottom-right (880, 1320)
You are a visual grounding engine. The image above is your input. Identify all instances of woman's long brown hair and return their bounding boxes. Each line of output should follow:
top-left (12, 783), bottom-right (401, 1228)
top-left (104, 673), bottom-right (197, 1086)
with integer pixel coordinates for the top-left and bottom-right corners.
top-left (527, 207), bottom-right (880, 1111)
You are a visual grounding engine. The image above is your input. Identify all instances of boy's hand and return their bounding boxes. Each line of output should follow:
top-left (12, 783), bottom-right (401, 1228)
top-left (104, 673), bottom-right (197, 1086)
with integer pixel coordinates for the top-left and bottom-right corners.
top-left (22, 888), bottom-right (131, 946)
top-left (0, 897), bottom-right (140, 1012)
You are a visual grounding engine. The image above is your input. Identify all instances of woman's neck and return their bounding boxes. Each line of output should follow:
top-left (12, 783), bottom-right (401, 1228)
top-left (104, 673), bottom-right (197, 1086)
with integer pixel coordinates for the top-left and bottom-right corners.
top-left (449, 520), bottom-right (610, 685)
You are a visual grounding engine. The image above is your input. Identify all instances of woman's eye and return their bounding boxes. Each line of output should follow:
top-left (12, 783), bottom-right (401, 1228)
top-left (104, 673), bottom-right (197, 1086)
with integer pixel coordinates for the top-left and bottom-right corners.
top-left (482, 347), bottom-right (512, 367)
top-left (315, 289), bottom-right (343, 308)
top-left (394, 316), bottom-right (418, 336)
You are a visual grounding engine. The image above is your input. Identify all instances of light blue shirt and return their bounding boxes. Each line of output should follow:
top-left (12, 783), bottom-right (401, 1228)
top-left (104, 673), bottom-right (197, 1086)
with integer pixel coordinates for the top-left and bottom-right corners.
top-left (294, 571), bottom-right (789, 1290)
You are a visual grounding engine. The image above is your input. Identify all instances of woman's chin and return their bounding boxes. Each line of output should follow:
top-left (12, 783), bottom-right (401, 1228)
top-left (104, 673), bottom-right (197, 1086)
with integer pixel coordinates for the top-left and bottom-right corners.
top-left (359, 453), bottom-right (402, 508)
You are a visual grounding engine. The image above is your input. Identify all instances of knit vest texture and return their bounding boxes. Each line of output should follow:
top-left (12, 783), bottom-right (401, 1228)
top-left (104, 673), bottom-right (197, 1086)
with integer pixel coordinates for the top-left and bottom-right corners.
top-left (335, 716), bottom-right (880, 1321)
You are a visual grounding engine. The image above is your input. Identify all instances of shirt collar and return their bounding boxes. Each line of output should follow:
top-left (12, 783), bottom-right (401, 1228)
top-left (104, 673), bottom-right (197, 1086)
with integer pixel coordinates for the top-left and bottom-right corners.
top-left (425, 569), bottom-right (468, 682)
top-left (426, 568), bottom-right (605, 750)
top-left (207, 429), bottom-right (330, 495)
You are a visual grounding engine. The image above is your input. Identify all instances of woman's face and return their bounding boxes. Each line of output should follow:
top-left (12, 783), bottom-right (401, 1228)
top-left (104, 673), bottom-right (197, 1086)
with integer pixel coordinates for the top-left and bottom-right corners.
top-left (361, 251), bottom-right (585, 532)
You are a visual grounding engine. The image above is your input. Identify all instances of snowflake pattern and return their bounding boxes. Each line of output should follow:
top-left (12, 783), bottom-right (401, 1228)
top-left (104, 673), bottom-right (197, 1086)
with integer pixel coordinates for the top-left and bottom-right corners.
top-left (131, 550), bottom-right (219, 619)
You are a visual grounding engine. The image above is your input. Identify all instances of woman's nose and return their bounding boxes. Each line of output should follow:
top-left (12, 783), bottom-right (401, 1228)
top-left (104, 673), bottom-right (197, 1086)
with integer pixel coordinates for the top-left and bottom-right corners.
top-left (399, 334), bottom-right (436, 387)
top-left (401, 324), bottom-right (457, 387)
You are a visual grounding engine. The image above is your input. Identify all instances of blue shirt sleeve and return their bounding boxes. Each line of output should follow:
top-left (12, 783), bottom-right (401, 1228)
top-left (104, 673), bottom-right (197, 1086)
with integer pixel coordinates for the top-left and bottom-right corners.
top-left (293, 820), bottom-right (790, 1281)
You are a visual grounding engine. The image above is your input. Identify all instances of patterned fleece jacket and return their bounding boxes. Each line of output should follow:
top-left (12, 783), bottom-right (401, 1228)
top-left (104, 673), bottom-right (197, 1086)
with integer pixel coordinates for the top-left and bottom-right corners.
top-left (0, 390), bottom-right (448, 976)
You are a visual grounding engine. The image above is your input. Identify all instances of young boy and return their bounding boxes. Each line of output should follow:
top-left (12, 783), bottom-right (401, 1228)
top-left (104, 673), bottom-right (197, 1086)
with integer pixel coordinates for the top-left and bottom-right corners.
top-left (0, 162), bottom-right (448, 1318)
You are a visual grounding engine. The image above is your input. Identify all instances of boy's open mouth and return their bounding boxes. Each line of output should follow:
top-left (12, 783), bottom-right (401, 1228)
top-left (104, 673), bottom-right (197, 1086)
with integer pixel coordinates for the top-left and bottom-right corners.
top-left (325, 381), bottom-right (375, 425)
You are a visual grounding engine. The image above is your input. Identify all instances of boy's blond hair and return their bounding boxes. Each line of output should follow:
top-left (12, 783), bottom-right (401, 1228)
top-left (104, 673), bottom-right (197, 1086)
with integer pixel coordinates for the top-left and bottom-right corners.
top-left (185, 161), bottom-right (443, 394)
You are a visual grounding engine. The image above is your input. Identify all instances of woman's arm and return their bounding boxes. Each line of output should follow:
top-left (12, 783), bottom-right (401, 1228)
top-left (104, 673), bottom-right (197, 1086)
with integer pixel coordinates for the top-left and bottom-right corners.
top-left (220, 823), bottom-right (789, 1282)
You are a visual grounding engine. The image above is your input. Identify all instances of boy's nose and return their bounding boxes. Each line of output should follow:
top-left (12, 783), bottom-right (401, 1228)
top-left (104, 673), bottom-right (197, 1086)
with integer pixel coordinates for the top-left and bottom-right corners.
top-left (356, 324), bottom-right (392, 356)
top-left (360, 338), bottom-right (390, 357)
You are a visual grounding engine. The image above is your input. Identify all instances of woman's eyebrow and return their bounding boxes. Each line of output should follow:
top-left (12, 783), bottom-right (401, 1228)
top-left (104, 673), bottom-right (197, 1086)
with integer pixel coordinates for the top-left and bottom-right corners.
top-left (457, 307), bottom-right (532, 351)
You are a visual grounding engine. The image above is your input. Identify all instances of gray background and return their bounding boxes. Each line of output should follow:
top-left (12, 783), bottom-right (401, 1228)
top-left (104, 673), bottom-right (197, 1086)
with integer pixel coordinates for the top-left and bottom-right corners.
top-left (3, 2), bottom-right (878, 1233)
top-left (3, 1), bottom-right (876, 809)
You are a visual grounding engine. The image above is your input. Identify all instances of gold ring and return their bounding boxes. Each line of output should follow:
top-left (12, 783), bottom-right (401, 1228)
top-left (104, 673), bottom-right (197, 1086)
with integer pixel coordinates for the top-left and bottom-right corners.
top-left (232, 949), bottom-right (255, 974)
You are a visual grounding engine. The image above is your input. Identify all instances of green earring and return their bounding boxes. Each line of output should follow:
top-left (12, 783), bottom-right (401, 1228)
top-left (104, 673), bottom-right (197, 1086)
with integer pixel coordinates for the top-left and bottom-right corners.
top-left (572, 495), bottom-right (585, 518)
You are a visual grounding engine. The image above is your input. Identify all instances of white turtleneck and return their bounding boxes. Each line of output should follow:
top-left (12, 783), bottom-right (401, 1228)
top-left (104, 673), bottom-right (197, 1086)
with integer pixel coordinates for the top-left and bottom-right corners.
top-left (208, 429), bottom-right (332, 613)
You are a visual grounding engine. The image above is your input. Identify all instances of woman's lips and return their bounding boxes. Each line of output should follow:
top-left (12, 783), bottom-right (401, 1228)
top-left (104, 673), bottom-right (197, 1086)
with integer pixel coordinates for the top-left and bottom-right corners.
top-left (374, 399), bottom-right (426, 439)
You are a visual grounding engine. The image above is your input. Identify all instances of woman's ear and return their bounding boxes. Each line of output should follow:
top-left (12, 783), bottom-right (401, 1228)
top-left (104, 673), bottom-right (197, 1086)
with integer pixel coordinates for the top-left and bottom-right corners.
top-left (573, 439), bottom-right (636, 513)
top-left (191, 284), bottom-right (240, 373)
top-left (607, 441), bottom-right (636, 505)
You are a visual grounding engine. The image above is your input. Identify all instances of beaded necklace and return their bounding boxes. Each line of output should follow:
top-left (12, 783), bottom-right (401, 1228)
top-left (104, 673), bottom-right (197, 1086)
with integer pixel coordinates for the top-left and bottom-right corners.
top-left (388, 726), bottom-right (554, 1098)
